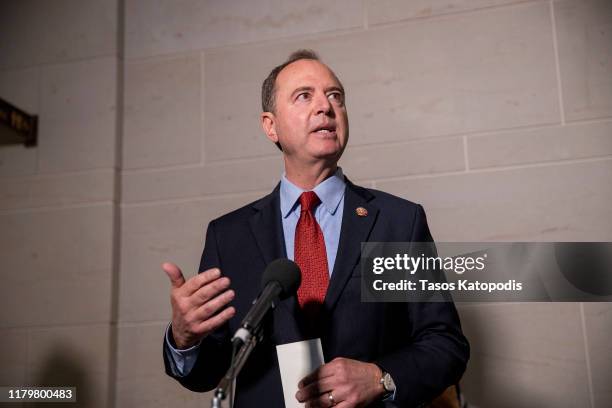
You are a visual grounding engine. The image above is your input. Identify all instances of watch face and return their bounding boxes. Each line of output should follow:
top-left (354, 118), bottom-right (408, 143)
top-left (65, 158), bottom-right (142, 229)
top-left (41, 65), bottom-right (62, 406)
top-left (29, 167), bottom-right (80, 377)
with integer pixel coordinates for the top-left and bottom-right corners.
top-left (383, 373), bottom-right (396, 392)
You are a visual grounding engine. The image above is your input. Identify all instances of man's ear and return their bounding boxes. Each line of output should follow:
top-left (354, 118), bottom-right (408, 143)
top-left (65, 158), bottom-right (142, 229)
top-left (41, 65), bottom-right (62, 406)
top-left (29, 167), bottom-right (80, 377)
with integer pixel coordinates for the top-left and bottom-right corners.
top-left (261, 112), bottom-right (279, 144)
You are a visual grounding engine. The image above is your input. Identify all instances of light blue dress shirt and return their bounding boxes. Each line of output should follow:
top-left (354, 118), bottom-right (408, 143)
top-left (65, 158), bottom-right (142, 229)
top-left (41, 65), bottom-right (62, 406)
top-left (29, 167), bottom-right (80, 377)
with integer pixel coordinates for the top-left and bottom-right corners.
top-left (165, 168), bottom-right (346, 376)
top-left (280, 167), bottom-right (345, 275)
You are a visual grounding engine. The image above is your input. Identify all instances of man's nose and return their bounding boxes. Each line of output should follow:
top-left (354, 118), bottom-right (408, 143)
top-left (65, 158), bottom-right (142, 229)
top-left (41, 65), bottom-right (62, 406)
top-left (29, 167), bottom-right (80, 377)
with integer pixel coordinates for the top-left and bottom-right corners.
top-left (313, 92), bottom-right (333, 116)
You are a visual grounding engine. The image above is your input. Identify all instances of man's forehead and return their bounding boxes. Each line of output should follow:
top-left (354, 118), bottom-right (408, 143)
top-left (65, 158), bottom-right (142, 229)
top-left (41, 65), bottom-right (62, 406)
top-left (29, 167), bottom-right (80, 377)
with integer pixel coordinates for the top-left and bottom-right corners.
top-left (276, 59), bottom-right (342, 91)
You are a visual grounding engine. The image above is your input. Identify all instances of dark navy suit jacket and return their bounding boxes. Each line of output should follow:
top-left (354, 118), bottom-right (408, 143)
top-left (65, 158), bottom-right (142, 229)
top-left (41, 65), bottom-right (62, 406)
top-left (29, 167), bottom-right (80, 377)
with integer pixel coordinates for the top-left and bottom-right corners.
top-left (164, 179), bottom-right (469, 407)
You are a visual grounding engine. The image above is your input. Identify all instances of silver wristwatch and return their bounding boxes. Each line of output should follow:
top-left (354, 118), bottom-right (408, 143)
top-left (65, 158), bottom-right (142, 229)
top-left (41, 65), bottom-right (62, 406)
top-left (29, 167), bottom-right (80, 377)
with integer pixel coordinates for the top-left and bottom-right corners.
top-left (380, 371), bottom-right (396, 393)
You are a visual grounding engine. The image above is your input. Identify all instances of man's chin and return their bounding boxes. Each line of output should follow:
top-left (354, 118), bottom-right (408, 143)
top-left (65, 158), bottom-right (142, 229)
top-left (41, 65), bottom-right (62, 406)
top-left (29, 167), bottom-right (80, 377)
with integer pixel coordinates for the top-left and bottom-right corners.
top-left (311, 139), bottom-right (345, 155)
top-left (312, 148), bottom-right (343, 162)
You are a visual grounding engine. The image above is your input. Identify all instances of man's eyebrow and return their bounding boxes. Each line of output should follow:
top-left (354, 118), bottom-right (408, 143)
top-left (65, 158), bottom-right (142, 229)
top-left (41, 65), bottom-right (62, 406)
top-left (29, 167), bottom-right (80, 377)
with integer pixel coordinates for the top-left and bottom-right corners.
top-left (291, 86), bottom-right (314, 98)
top-left (290, 86), bottom-right (344, 98)
top-left (325, 86), bottom-right (344, 94)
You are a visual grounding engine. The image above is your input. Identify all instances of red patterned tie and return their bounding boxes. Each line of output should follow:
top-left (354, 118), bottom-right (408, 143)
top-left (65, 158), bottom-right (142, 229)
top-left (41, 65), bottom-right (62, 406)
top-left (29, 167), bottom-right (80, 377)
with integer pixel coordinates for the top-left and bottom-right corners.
top-left (294, 191), bottom-right (329, 326)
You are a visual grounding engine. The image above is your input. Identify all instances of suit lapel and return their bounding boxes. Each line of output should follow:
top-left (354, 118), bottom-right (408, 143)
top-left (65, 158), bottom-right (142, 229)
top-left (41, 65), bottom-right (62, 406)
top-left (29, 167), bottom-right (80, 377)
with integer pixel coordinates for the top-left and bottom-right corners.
top-left (324, 179), bottom-right (379, 311)
top-left (248, 183), bottom-right (286, 265)
top-left (249, 184), bottom-right (305, 343)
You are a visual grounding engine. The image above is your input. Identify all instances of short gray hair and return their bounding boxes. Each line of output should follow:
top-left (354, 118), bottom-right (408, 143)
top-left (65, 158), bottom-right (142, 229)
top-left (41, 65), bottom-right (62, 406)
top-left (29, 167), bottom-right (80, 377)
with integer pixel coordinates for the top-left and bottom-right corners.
top-left (262, 49), bottom-right (323, 113)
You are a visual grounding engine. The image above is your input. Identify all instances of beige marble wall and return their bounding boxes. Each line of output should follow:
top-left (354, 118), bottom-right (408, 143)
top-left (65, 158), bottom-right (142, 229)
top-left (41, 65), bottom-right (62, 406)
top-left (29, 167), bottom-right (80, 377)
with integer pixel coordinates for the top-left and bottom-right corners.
top-left (0, 1), bottom-right (119, 407)
top-left (1, 0), bottom-right (610, 407)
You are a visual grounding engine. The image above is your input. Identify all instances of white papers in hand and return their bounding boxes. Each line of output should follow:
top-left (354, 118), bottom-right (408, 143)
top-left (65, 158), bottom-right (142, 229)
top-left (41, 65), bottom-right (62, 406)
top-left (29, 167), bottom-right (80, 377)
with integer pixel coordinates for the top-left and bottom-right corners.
top-left (276, 338), bottom-right (324, 408)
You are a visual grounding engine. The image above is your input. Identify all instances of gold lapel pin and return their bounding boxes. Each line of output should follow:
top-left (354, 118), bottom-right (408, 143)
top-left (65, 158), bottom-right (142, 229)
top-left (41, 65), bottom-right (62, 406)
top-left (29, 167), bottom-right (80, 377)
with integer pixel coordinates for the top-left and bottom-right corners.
top-left (355, 207), bottom-right (368, 217)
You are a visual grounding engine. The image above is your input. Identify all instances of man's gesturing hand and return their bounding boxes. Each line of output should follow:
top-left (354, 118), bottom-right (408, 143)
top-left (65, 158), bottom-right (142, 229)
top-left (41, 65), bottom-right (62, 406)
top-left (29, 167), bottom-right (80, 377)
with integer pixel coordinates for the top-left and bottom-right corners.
top-left (296, 357), bottom-right (385, 408)
top-left (163, 262), bottom-right (236, 349)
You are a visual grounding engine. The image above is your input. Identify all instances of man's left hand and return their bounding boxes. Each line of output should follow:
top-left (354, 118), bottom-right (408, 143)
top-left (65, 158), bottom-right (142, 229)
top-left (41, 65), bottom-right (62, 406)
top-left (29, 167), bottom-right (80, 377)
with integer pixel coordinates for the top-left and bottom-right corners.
top-left (296, 357), bottom-right (385, 407)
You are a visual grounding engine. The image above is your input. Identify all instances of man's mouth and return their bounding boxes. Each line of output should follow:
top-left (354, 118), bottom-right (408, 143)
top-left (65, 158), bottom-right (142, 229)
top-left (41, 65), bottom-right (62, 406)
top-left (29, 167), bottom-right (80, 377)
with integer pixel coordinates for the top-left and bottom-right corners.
top-left (312, 124), bottom-right (337, 136)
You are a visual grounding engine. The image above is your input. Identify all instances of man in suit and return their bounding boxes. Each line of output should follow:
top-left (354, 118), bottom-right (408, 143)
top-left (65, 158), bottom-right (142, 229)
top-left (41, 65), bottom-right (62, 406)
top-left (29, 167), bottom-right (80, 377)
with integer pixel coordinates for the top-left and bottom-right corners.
top-left (162, 50), bottom-right (469, 407)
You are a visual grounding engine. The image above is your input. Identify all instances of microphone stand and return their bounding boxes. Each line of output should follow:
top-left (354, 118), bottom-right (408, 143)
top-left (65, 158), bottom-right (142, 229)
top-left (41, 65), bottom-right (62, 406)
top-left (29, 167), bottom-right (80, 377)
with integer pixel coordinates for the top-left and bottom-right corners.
top-left (211, 326), bottom-right (263, 408)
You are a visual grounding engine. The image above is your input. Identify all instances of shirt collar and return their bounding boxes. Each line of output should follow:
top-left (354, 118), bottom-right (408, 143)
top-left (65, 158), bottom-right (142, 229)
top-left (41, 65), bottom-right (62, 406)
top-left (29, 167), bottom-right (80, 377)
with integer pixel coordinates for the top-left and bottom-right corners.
top-left (280, 167), bottom-right (346, 218)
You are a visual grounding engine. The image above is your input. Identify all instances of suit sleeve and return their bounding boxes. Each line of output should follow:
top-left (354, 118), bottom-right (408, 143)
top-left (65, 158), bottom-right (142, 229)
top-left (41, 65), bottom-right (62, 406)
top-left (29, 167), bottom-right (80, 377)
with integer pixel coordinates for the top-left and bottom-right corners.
top-left (374, 205), bottom-right (470, 407)
top-left (163, 219), bottom-right (233, 392)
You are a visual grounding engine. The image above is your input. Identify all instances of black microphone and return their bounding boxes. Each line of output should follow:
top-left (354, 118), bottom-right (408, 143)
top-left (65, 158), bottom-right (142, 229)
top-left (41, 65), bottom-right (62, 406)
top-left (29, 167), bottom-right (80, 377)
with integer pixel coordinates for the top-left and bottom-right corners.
top-left (232, 259), bottom-right (301, 345)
